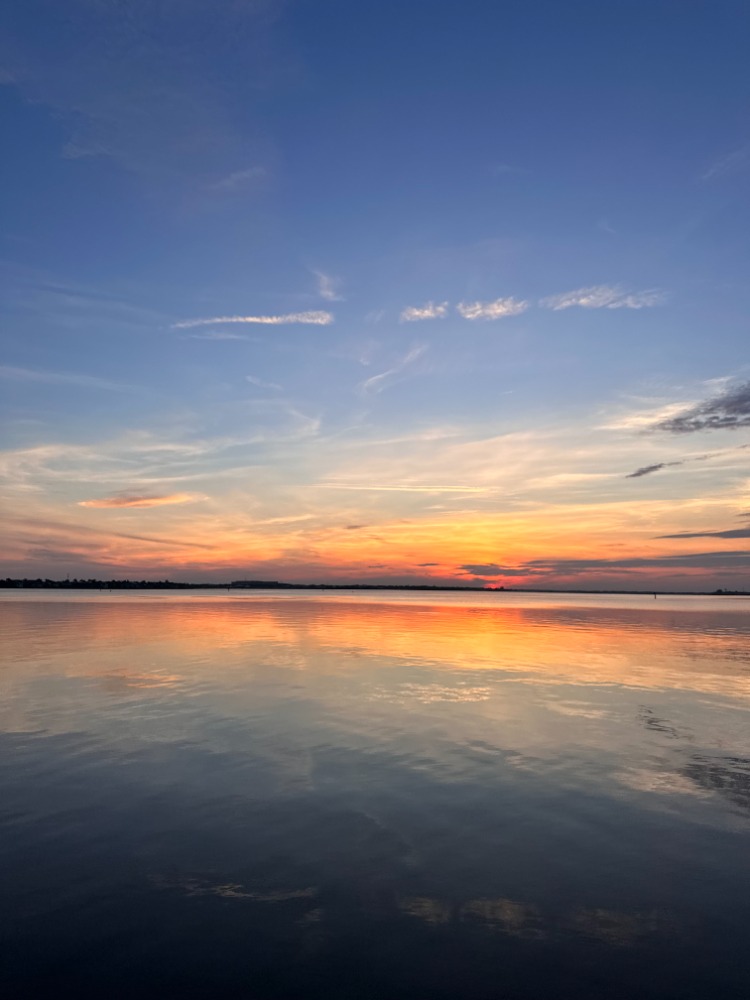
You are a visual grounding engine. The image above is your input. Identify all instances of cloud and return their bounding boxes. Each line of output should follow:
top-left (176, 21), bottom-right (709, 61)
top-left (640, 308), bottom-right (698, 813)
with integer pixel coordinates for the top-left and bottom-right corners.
top-left (701, 143), bottom-right (750, 181)
top-left (210, 166), bottom-right (267, 192)
top-left (0, 365), bottom-right (135, 392)
top-left (313, 270), bottom-right (344, 302)
top-left (657, 527), bottom-right (750, 540)
top-left (185, 330), bottom-right (249, 340)
top-left (625, 443), bottom-right (748, 477)
top-left (651, 381), bottom-right (750, 434)
top-left (314, 483), bottom-right (495, 493)
top-left (246, 375), bottom-right (282, 390)
top-left (78, 492), bottom-right (204, 509)
top-left (525, 551), bottom-right (750, 574)
top-left (539, 285), bottom-right (664, 311)
top-left (364, 309), bottom-right (386, 324)
top-left (625, 462), bottom-right (682, 479)
top-left (4, 513), bottom-right (215, 551)
top-left (400, 301), bottom-right (448, 322)
top-left (488, 162), bottom-right (522, 176)
top-left (455, 297), bottom-right (528, 320)
top-left (458, 563), bottom-right (528, 577)
top-left (359, 344), bottom-right (426, 395)
top-left (172, 311), bottom-right (334, 329)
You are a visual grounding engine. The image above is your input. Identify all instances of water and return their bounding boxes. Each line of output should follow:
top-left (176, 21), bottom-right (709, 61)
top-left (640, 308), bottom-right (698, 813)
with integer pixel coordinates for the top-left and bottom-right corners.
top-left (1, 590), bottom-right (749, 999)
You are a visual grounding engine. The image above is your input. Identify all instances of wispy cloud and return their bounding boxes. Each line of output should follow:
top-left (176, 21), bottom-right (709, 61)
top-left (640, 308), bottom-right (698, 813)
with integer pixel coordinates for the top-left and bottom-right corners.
top-left (602, 400), bottom-right (697, 432)
top-left (314, 483), bottom-right (495, 493)
top-left (651, 381), bottom-right (750, 434)
top-left (246, 375), bottom-right (282, 390)
top-left (185, 330), bottom-right (249, 340)
top-left (456, 297), bottom-right (528, 320)
top-left (210, 166), bottom-right (267, 192)
top-left (400, 301), bottom-right (448, 322)
top-left (359, 345), bottom-right (426, 395)
top-left (626, 461), bottom-right (683, 479)
top-left (4, 514), bottom-right (215, 551)
top-left (625, 443), bottom-right (748, 477)
top-left (0, 365), bottom-right (135, 392)
top-left (658, 527), bottom-right (750, 540)
top-left (172, 311), bottom-right (334, 329)
top-left (701, 143), bottom-right (750, 181)
top-left (458, 563), bottom-right (526, 577)
top-left (540, 285), bottom-right (664, 311)
top-left (488, 162), bottom-right (522, 176)
top-left (313, 270), bottom-right (344, 302)
top-left (364, 309), bottom-right (386, 324)
top-left (78, 492), bottom-right (205, 509)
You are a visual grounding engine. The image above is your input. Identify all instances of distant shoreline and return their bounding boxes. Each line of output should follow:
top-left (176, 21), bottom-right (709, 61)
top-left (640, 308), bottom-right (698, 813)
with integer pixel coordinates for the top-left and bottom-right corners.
top-left (1, 578), bottom-right (747, 597)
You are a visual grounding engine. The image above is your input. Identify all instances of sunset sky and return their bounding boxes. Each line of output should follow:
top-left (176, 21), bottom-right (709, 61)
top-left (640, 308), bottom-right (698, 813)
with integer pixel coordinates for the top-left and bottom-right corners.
top-left (1, 0), bottom-right (749, 589)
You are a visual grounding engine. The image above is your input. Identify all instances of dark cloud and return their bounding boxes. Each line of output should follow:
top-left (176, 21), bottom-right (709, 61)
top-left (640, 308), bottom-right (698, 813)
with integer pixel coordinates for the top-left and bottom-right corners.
top-left (525, 551), bottom-right (750, 574)
top-left (345, 524), bottom-right (368, 530)
top-left (652, 381), bottom-right (750, 433)
top-left (658, 527), bottom-right (750, 540)
top-left (625, 462), bottom-right (680, 478)
top-left (418, 562), bottom-right (439, 567)
top-left (459, 564), bottom-right (530, 577)
top-left (625, 444), bottom-right (747, 478)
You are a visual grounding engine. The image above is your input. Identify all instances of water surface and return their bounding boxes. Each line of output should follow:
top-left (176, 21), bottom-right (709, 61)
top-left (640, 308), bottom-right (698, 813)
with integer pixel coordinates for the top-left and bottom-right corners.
top-left (1, 590), bottom-right (749, 998)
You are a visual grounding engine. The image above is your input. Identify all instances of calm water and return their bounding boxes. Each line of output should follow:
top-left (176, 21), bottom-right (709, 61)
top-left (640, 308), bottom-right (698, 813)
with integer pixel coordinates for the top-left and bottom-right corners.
top-left (1, 591), bottom-right (749, 999)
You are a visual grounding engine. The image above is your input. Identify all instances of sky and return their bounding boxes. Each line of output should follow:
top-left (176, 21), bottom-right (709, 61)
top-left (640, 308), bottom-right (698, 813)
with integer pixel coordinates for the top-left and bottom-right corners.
top-left (1, 0), bottom-right (749, 590)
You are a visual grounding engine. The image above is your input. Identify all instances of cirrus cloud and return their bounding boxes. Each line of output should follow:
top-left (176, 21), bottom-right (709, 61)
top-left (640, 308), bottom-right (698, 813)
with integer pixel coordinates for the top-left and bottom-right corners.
top-left (172, 311), bottom-right (334, 329)
top-left (456, 297), bottom-right (529, 320)
top-left (78, 492), bottom-right (205, 509)
top-left (540, 285), bottom-right (664, 311)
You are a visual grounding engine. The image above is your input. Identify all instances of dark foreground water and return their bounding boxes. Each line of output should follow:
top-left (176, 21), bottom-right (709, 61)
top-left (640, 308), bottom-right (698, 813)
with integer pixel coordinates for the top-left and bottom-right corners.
top-left (1, 591), bottom-right (749, 999)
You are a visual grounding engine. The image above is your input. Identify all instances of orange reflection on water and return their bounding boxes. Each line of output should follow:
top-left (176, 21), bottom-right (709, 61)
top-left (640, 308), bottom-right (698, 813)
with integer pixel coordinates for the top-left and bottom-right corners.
top-left (2, 593), bottom-right (749, 700)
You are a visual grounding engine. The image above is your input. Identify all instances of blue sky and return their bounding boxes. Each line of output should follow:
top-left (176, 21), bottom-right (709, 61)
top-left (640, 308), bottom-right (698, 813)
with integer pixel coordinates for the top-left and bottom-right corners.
top-left (1, 0), bottom-right (749, 587)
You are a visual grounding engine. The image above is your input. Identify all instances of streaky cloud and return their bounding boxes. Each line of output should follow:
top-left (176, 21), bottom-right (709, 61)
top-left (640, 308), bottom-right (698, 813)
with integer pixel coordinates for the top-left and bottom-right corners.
top-left (0, 365), bottom-right (136, 392)
top-left (400, 301), bottom-right (448, 322)
top-left (314, 483), bottom-right (495, 493)
top-left (626, 461), bottom-right (682, 478)
top-left (359, 344), bottom-right (426, 395)
top-left (657, 527), bottom-right (750, 540)
top-left (540, 285), bottom-right (664, 311)
top-left (313, 269), bottom-right (344, 302)
top-left (210, 166), bottom-right (267, 192)
top-left (172, 311), bottom-right (334, 329)
top-left (625, 443), bottom-right (748, 477)
top-left (185, 330), bottom-right (249, 340)
top-left (525, 551), bottom-right (750, 573)
top-left (246, 375), bottom-right (282, 390)
top-left (78, 492), bottom-right (204, 509)
top-left (701, 142), bottom-right (750, 181)
top-left (459, 563), bottom-right (527, 576)
top-left (456, 297), bottom-right (528, 320)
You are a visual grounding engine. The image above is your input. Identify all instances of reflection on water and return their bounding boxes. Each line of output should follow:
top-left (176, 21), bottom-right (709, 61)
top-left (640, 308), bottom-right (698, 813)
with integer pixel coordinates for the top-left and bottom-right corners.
top-left (1, 591), bottom-right (749, 998)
